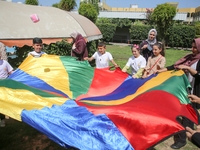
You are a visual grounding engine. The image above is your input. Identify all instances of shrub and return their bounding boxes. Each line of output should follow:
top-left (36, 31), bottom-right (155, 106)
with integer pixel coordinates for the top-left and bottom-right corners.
top-left (44, 40), bottom-right (72, 55)
top-left (129, 25), bottom-right (152, 44)
top-left (96, 23), bottom-right (117, 42)
top-left (195, 24), bottom-right (200, 38)
top-left (167, 25), bottom-right (196, 48)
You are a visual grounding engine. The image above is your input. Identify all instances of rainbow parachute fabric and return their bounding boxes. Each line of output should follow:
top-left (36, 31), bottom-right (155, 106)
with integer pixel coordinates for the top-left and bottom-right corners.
top-left (0, 55), bottom-right (199, 150)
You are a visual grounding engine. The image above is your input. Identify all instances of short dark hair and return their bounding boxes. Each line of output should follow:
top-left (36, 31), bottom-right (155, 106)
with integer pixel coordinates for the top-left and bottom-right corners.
top-left (33, 37), bottom-right (42, 44)
top-left (98, 42), bottom-right (106, 48)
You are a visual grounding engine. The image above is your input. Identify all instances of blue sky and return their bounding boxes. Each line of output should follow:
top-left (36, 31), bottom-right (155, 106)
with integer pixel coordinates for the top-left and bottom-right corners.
top-left (12, 0), bottom-right (200, 9)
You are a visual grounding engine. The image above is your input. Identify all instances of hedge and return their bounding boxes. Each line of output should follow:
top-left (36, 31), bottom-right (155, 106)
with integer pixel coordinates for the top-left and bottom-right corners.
top-left (96, 23), bottom-right (117, 42)
top-left (167, 25), bottom-right (196, 48)
top-left (129, 25), bottom-right (196, 47)
top-left (195, 25), bottom-right (200, 38)
top-left (129, 25), bottom-right (152, 44)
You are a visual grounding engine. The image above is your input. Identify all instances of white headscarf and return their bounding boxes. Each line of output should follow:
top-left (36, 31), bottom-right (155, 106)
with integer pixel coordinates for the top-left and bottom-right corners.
top-left (146, 29), bottom-right (157, 46)
top-left (70, 31), bottom-right (79, 39)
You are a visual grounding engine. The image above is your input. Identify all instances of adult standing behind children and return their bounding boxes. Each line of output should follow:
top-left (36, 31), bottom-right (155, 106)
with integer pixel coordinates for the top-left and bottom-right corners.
top-left (140, 29), bottom-right (157, 61)
top-left (0, 51), bottom-right (14, 127)
top-left (156, 38), bottom-right (200, 149)
top-left (28, 38), bottom-right (47, 57)
top-left (122, 44), bottom-right (146, 78)
top-left (142, 42), bottom-right (166, 78)
top-left (84, 42), bottom-right (119, 69)
top-left (70, 31), bottom-right (88, 61)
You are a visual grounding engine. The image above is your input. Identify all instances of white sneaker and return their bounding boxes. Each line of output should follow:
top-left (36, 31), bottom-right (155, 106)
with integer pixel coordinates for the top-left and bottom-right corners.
top-left (0, 119), bottom-right (5, 127)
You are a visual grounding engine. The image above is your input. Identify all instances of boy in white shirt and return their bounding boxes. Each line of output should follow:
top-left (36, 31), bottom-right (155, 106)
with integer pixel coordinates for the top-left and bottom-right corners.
top-left (28, 38), bottom-right (47, 57)
top-left (84, 42), bottom-right (119, 69)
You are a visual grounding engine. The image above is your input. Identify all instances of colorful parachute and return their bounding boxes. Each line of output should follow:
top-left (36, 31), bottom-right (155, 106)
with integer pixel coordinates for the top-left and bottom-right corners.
top-left (0, 55), bottom-right (199, 150)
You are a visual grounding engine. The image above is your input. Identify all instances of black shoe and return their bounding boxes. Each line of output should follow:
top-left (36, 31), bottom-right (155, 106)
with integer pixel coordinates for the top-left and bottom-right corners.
top-left (170, 142), bottom-right (186, 149)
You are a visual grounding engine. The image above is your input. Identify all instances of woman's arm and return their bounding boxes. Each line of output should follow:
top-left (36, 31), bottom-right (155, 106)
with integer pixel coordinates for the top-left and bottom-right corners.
top-left (72, 42), bottom-right (85, 54)
top-left (177, 65), bottom-right (197, 76)
top-left (186, 126), bottom-right (200, 148)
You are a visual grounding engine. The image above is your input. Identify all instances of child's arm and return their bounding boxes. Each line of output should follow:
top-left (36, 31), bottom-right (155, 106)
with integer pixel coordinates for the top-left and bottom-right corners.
top-left (9, 70), bottom-right (14, 75)
top-left (110, 59), bottom-right (119, 68)
top-left (142, 70), bottom-right (148, 78)
top-left (142, 57), bottom-right (151, 78)
top-left (84, 57), bottom-right (94, 62)
top-left (158, 57), bottom-right (166, 69)
top-left (134, 68), bottom-right (144, 78)
top-left (122, 58), bottom-right (131, 72)
top-left (156, 68), bottom-right (168, 74)
top-left (122, 65), bottom-right (129, 72)
top-left (155, 57), bottom-right (166, 74)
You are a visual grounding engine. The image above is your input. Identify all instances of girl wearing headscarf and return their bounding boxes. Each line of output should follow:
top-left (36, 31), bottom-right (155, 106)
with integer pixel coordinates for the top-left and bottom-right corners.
top-left (157, 38), bottom-right (200, 149)
top-left (140, 29), bottom-right (157, 61)
top-left (70, 31), bottom-right (88, 61)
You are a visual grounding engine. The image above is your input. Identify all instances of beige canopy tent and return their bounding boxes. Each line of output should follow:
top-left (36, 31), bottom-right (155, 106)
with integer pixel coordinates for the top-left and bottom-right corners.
top-left (0, 1), bottom-right (102, 47)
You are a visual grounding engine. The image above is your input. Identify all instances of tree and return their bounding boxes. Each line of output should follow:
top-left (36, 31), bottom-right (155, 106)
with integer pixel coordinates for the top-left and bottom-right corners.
top-left (151, 3), bottom-right (176, 42)
top-left (144, 8), bottom-right (155, 27)
top-left (78, 3), bottom-right (98, 23)
top-left (80, 0), bottom-right (99, 14)
top-left (59, 0), bottom-right (77, 11)
top-left (52, 3), bottom-right (59, 8)
top-left (25, 0), bottom-right (39, 5)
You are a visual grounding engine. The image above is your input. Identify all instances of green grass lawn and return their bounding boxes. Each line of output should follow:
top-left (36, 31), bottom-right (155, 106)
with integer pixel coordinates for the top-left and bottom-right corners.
top-left (0, 45), bottom-right (198, 150)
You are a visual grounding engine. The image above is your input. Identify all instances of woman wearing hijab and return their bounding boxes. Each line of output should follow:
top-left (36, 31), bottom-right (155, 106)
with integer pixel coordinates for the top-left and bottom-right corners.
top-left (70, 31), bottom-right (88, 61)
top-left (140, 29), bottom-right (157, 61)
top-left (158, 38), bottom-right (200, 97)
top-left (157, 38), bottom-right (200, 149)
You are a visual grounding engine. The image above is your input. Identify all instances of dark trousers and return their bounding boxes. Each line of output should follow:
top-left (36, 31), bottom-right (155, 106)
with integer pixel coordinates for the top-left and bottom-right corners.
top-left (174, 132), bottom-right (187, 143)
top-left (174, 117), bottom-right (194, 143)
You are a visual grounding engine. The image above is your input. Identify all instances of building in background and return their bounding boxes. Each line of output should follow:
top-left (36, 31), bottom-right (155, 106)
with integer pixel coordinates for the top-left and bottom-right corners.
top-left (97, 1), bottom-right (199, 24)
top-left (94, 1), bottom-right (200, 43)
top-left (194, 6), bottom-right (200, 22)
